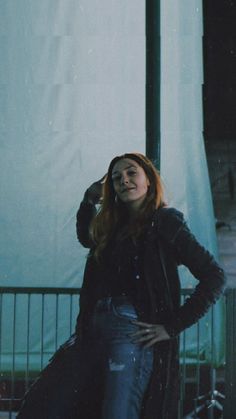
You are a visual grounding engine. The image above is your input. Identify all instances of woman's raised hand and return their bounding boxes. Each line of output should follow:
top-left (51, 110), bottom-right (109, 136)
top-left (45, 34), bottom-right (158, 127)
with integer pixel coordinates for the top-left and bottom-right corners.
top-left (129, 321), bottom-right (170, 348)
top-left (83, 174), bottom-right (107, 205)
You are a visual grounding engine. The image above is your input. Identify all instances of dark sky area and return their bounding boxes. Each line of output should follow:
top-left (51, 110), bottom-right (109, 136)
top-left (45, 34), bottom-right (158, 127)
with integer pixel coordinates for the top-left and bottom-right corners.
top-left (203, 0), bottom-right (236, 141)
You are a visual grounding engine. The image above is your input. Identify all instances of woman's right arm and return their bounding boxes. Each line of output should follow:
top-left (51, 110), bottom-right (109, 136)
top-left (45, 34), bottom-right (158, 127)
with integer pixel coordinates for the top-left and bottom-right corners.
top-left (76, 176), bottom-right (106, 247)
top-left (76, 199), bottom-right (97, 248)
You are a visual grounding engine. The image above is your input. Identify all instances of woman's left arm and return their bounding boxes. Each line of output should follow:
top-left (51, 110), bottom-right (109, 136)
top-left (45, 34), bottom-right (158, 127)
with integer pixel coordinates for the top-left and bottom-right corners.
top-left (160, 209), bottom-right (227, 338)
top-left (130, 209), bottom-right (226, 346)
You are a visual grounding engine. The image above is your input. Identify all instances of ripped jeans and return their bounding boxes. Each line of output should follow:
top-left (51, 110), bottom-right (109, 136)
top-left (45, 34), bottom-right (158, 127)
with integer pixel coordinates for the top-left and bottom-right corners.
top-left (89, 297), bottom-right (154, 419)
top-left (17, 297), bottom-right (153, 419)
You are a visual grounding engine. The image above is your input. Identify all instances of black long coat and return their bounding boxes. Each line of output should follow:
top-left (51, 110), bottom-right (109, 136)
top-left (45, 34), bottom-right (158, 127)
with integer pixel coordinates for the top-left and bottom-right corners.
top-left (76, 203), bottom-right (226, 419)
top-left (17, 203), bottom-right (226, 419)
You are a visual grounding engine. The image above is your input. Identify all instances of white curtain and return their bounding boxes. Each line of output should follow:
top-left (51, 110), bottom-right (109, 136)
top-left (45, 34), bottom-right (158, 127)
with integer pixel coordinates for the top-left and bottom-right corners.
top-left (161, 0), bottom-right (224, 365)
top-left (0, 0), bottom-right (145, 371)
top-left (0, 0), bottom-right (145, 289)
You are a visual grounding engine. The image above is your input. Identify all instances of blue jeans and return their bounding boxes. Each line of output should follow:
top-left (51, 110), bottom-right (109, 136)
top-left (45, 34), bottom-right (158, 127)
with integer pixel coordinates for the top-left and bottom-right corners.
top-left (17, 297), bottom-right (154, 419)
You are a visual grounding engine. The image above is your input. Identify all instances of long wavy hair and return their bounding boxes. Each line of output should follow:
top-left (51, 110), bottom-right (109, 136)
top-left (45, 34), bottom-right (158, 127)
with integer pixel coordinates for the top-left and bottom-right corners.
top-left (90, 152), bottom-right (165, 261)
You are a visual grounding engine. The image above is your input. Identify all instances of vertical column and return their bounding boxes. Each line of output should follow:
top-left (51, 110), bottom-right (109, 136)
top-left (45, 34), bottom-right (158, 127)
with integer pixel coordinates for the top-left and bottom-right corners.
top-left (146, 0), bottom-right (161, 168)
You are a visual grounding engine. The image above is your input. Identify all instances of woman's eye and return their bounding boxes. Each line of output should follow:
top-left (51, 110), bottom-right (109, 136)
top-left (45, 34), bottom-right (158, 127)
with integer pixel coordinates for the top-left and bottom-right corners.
top-left (112, 176), bottom-right (120, 181)
top-left (128, 171), bottom-right (136, 176)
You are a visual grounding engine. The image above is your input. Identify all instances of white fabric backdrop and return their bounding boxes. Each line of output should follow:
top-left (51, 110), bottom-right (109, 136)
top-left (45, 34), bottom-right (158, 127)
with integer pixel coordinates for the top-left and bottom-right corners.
top-left (0, 0), bottom-right (224, 370)
top-left (0, 0), bottom-right (145, 289)
top-left (161, 0), bottom-right (224, 366)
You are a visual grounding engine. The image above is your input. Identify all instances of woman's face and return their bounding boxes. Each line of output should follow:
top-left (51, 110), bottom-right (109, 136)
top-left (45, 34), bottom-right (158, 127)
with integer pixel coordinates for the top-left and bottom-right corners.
top-left (111, 158), bottom-right (150, 211)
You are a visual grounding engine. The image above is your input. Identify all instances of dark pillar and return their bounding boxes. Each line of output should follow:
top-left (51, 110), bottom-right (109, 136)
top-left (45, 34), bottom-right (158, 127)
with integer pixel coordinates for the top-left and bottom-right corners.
top-left (145, 0), bottom-right (161, 169)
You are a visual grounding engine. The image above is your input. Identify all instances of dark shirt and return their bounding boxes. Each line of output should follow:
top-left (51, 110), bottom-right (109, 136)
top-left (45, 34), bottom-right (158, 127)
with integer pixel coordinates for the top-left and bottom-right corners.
top-left (91, 234), bottom-right (150, 320)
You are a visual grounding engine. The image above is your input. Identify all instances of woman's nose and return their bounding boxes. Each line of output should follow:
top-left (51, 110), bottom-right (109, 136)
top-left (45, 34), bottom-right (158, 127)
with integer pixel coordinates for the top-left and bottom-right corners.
top-left (120, 175), bottom-right (129, 184)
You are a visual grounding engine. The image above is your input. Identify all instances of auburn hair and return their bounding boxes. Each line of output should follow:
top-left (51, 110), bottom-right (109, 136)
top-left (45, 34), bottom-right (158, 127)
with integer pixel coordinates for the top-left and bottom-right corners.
top-left (90, 152), bottom-right (165, 261)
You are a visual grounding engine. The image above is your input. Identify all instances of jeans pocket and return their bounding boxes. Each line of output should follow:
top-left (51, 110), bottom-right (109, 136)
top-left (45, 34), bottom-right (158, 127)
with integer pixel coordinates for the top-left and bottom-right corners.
top-left (112, 303), bottom-right (138, 320)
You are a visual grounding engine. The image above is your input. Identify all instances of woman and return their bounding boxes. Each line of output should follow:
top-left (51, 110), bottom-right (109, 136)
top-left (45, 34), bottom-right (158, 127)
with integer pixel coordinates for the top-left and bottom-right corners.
top-left (17, 152), bottom-right (226, 419)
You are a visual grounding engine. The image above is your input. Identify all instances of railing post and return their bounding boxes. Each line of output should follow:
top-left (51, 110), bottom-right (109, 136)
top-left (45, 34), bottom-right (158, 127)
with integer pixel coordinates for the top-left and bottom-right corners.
top-left (224, 289), bottom-right (236, 418)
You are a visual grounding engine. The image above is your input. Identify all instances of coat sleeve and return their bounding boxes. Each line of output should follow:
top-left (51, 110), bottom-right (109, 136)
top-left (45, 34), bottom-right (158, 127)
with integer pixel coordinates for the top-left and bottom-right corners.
top-left (76, 201), bottom-right (97, 248)
top-left (158, 208), bottom-right (227, 338)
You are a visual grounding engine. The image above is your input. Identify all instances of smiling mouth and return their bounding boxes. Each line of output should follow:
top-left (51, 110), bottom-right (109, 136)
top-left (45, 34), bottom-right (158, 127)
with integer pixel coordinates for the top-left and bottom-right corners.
top-left (121, 188), bottom-right (135, 193)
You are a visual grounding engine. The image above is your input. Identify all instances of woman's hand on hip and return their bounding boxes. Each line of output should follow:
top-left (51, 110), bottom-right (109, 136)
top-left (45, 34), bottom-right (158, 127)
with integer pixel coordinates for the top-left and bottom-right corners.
top-left (129, 321), bottom-right (170, 348)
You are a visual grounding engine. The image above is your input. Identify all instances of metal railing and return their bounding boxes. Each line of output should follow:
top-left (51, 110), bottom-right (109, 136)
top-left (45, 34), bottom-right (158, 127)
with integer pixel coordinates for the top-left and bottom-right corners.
top-left (179, 290), bottom-right (225, 418)
top-left (0, 287), bottom-right (80, 417)
top-left (0, 287), bottom-right (226, 418)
